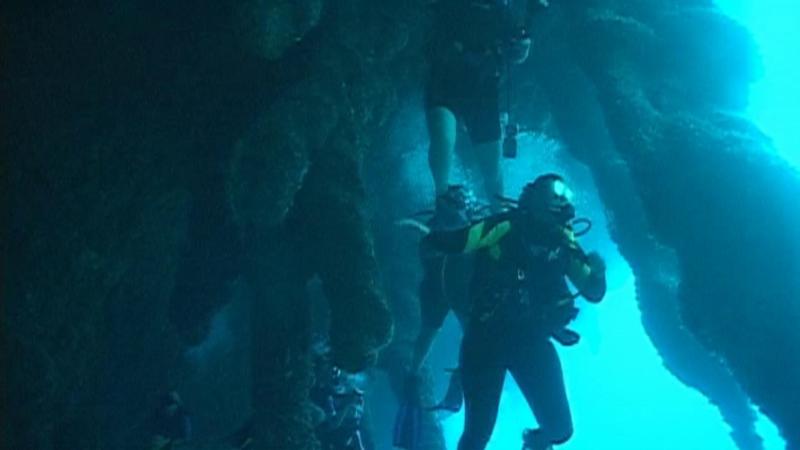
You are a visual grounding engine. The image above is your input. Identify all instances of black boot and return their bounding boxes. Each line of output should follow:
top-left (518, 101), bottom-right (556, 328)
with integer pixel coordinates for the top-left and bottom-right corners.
top-left (551, 328), bottom-right (580, 347)
top-left (428, 369), bottom-right (463, 413)
top-left (522, 428), bottom-right (553, 450)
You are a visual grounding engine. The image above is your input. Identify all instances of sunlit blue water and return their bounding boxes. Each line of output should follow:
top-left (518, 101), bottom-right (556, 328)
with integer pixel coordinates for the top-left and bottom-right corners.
top-left (715, 0), bottom-right (800, 169)
top-left (395, 3), bottom-right (797, 445)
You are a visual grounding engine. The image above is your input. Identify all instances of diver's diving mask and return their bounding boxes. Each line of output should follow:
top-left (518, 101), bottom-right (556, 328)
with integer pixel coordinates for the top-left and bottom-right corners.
top-left (548, 179), bottom-right (576, 222)
top-left (519, 176), bottom-right (576, 225)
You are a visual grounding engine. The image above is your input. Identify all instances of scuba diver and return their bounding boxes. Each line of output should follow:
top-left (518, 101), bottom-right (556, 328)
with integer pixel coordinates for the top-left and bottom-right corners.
top-left (412, 174), bottom-right (606, 450)
top-left (408, 185), bottom-right (480, 413)
top-left (309, 346), bottom-right (369, 450)
top-left (395, 186), bottom-right (478, 450)
top-left (227, 346), bottom-right (369, 450)
top-left (426, 0), bottom-right (547, 206)
top-left (148, 391), bottom-right (192, 450)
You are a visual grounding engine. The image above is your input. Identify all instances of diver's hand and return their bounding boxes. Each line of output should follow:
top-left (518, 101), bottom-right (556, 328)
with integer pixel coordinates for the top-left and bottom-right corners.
top-left (586, 251), bottom-right (606, 274)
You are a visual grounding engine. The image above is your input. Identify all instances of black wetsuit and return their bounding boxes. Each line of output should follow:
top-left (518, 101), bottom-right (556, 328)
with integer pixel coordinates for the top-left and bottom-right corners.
top-left (424, 213), bottom-right (605, 450)
top-left (419, 239), bottom-right (473, 330)
top-left (426, 0), bottom-right (544, 144)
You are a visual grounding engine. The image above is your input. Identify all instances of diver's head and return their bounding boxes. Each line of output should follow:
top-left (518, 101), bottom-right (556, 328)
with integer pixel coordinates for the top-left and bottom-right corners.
top-left (432, 185), bottom-right (477, 230)
top-left (518, 174), bottom-right (576, 226)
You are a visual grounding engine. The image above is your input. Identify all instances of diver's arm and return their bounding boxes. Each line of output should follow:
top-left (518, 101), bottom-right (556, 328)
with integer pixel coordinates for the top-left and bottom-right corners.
top-left (423, 219), bottom-right (513, 254)
top-left (423, 227), bottom-right (471, 253)
top-left (564, 241), bottom-right (607, 303)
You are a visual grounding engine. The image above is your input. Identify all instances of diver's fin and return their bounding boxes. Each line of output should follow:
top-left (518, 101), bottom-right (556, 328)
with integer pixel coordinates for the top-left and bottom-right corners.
top-left (426, 402), bottom-right (461, 413)
top-left (522, 428), bottom-right (554, 450)
top-left (393, 402), bottom-right (423, 450)
top-left (426, 370), bottom-right (463, 413)
top-left (551, 328), bottom-right (580, 347)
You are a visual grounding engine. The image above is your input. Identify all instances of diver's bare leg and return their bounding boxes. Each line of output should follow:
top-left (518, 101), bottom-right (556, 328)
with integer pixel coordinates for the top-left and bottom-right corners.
top-left (427, 107), bottom-right (458, 196)
top-left (473, 140), bottom-right (503, 206)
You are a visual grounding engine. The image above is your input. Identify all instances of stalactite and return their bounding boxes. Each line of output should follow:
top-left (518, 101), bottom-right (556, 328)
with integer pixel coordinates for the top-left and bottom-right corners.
top-left (552, 3), bottom-right (800, 445)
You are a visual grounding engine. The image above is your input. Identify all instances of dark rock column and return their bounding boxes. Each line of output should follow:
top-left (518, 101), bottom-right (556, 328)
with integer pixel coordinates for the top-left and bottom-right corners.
top-left (365, 104), bottom-right (449, 450)
top-left (287, 123), bottom-right (394, 373)
top-left (226, 0), bottom-right (431, 445)
top-left (554, 4), bottom-right (800, 446)
top-left (227, 42), bottom-right (395, 450)
top-left (247, 232), bottom-right (316, 450)
top-left (227, 81), bottom-right (323, 450)
top-left (527, 14), bottom-right (764, 447)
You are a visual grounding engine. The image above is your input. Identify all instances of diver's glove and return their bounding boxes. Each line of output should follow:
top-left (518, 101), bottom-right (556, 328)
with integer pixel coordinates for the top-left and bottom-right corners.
top-left (582, 251), bottom-right (607, 303)
top-left (586, 251), bottom-right (606, 274)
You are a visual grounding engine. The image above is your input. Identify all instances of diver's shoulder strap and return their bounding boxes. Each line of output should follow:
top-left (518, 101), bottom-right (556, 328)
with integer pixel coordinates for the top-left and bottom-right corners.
top-left (424, 214), bottom-right (513, 254)
top-left (462, 215), bottom-right (513, 252)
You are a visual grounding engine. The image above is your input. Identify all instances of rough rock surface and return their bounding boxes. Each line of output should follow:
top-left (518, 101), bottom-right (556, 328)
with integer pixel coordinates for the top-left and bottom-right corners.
top-left (526, 2), bottom-right (800, 446)
top-left (3, 1), bottom-right (800, 449)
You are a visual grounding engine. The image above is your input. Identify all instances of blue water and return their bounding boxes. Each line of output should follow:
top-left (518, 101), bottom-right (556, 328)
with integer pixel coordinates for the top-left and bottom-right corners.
top-left (404, 134), bottom-right (786, 449)
top-left (716, 0), bottom-right (800, 170)
top-left (396, 3), bottom-right (796, 446)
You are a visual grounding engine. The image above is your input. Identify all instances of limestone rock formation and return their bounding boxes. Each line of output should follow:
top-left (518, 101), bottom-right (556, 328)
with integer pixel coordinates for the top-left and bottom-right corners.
top-left (525, 2), bottom-right (800, 446)
top-left (235, 0), bottom-right (324, 61)
top-left (4, 1), bottom-right (799, 449)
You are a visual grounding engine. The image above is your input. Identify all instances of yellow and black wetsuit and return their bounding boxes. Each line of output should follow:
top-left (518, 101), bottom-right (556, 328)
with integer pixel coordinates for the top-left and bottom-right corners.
top-left (423, 213), bottom-right (606, 450)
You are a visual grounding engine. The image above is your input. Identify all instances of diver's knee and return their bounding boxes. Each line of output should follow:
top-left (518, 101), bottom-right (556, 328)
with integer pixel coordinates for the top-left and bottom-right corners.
top-left (427, 106), bottom-right (456, 124)
top-left (427, 108), bottom-right (457, 143)
top-left (550, 424), bottom-right (573, 445)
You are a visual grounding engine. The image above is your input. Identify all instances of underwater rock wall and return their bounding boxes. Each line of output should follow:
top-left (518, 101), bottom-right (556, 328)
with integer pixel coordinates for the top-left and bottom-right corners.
top-left (3, 4), bottom-right (203, 447)
top-left (529, 46), bottom-right (765, 449)
top-left (4, 0), bottom-right (428, 449)
top-left (5, 0), bottom-right (799, 449)
top-left (531, 1), bottom-right (800, 446)
top-left (228, 1), bottom-right (432, 447)
top-left (364, 103), bottom-right (451, 450)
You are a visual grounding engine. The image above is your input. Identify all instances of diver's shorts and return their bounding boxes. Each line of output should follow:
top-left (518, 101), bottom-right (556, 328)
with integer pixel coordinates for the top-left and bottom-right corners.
top-left (425, 58), bottom-right (502, 145)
